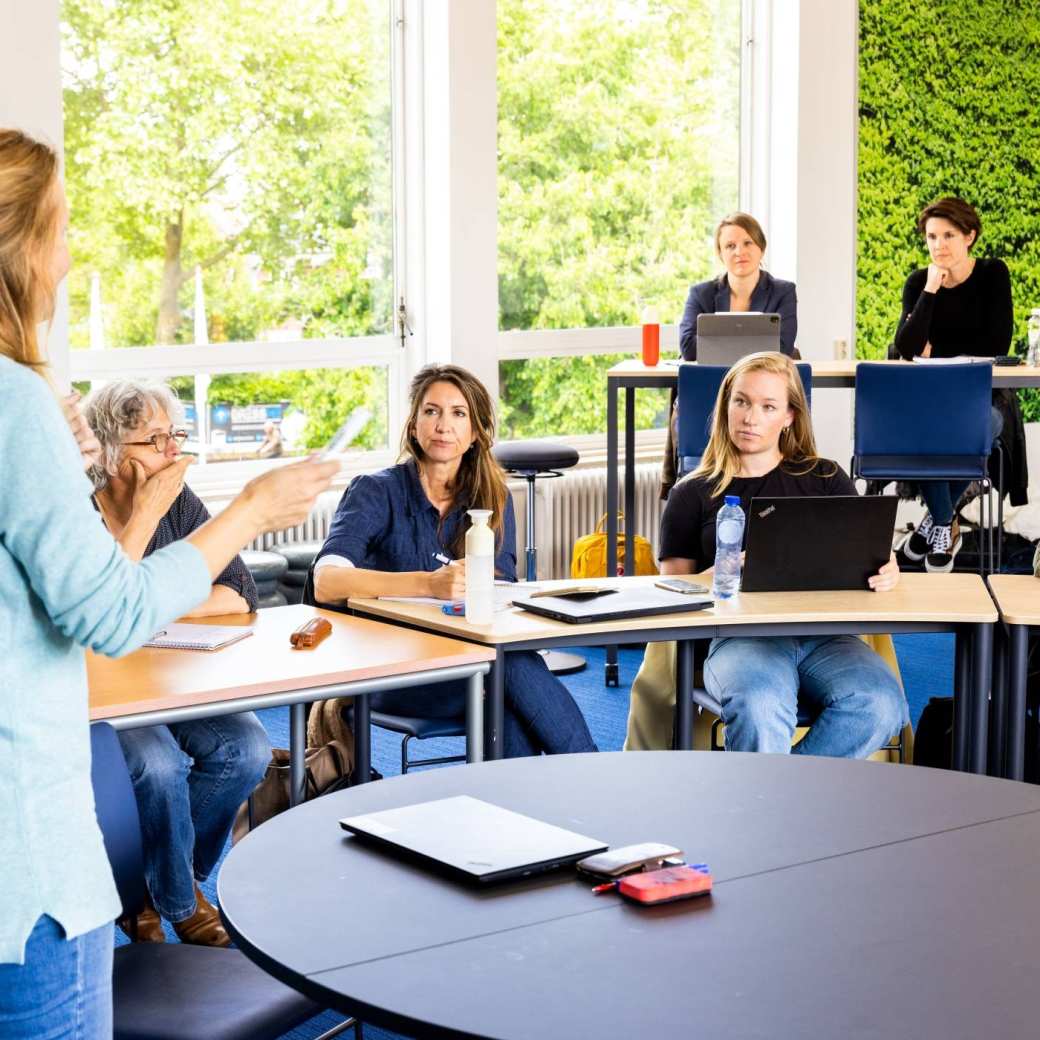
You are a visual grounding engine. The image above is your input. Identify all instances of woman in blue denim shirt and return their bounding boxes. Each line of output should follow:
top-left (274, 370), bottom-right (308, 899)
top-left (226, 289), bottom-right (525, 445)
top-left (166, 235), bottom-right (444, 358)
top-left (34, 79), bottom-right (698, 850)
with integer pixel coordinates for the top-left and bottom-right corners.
top-left (314, 364), bottom-right (597, 757)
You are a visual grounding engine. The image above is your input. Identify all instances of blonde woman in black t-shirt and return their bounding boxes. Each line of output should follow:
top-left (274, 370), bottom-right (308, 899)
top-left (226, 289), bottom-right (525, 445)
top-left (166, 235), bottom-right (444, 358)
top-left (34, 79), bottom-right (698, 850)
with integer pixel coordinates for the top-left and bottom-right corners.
top-left (625, 352), bottom-right (908, 754)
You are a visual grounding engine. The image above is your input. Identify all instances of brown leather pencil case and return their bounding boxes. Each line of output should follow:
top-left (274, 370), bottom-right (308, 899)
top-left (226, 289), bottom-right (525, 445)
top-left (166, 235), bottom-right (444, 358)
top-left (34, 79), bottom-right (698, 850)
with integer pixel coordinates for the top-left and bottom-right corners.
top-left (290, 617), bottom-right (332, 649)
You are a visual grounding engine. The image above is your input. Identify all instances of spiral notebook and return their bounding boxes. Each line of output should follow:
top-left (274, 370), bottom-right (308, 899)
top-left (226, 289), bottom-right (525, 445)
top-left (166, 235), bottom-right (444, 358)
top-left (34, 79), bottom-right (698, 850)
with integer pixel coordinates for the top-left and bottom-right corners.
top-left (144, 624), bottom-right (254, 651)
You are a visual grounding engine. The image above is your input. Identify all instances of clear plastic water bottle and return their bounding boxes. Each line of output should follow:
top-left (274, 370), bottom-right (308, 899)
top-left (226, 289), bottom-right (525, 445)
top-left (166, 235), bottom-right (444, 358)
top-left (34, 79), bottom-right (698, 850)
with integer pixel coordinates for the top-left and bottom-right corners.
top-left (712, 495), bottom-right (744, 599)
top-left (1027, 309), bottom-right (1040, 367)
top-left (465, 509), bottom-right (494, 624)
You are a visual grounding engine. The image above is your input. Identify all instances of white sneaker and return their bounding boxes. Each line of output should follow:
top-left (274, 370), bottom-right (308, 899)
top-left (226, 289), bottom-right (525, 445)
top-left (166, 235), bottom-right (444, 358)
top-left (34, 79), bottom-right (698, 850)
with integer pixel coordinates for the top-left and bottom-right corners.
top-left (925, 520), bottom-right (962, 573)
top-left (900, 512), bottom-right (934, 563)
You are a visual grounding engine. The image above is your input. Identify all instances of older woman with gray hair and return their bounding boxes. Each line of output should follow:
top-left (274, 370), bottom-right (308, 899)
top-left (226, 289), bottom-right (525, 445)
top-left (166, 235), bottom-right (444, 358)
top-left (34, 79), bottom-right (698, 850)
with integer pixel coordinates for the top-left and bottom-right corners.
top-left (84, 380), bottom-right (268, 948)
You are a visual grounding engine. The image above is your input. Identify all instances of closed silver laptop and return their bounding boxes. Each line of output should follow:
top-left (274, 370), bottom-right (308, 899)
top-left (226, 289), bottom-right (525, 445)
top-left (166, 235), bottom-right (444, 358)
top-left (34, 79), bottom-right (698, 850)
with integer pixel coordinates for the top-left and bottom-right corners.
top-left (696, 312), bottom-right (784, 364)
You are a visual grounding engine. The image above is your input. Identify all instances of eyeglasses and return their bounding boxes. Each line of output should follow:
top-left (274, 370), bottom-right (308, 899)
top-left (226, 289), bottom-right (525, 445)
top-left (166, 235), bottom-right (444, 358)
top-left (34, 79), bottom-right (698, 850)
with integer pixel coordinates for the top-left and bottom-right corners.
top-left (122, 429), bottom-right (189, 453)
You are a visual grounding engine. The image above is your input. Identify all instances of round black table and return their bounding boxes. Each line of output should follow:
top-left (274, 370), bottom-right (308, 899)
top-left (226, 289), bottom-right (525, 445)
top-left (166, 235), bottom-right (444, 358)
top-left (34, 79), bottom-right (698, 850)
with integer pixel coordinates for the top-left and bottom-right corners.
top-left (219, 753), bottom-right (1040, 1039)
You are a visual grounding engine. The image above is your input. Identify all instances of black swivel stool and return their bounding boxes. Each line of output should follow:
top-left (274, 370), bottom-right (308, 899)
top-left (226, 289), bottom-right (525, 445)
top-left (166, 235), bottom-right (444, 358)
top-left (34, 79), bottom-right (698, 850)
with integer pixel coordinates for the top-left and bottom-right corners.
top-left (241, 550), bottom-right (289, 609)
top-left (493, 440), bottom-right (585, 676)
top-left (271, 541), bottom-right (323, 606)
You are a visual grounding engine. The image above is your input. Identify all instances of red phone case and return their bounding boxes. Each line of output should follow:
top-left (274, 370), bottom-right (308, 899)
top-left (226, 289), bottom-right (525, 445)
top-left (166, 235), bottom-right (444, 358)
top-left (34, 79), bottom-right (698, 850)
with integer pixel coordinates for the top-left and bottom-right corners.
top-left (617, 865), bottom-right (712, 904)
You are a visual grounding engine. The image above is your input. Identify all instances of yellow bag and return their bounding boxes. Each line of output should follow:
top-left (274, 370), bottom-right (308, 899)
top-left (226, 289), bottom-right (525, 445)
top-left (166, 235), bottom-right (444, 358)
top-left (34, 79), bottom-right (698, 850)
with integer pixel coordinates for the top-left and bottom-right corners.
top-left (571, 513), bottom-right (659, 578)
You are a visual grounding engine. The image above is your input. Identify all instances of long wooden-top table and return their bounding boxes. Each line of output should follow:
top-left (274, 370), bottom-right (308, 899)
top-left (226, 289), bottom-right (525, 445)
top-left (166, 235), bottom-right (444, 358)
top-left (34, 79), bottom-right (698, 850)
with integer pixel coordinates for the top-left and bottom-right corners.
top-left (350, 573), bottom-right (997, 772)
top-left (605, 358), bottom-right (1040, 603)
top-left (87, 604), bottom-right (495, 803)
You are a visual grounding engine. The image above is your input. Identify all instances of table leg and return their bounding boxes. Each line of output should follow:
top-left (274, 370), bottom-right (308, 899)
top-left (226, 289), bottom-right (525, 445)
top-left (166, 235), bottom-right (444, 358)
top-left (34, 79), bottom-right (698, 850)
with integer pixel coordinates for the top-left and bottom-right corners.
top-left (674, 640), bottom-right (695, 751)
top-left (953, 630), bottom-right (971, 772)
top-left (466, 670), bottom-right (484, 764)
top-left (606, 382), bottom-right (620, 687)
top-left (289, 702), bottom-right (307, 807)
top-left (607, 381), bottom-right (619, 579)
top-left (484, 651), bottom-right (506, 760)
top-left (353, 693), bottom-right (371, 785)
top-left (624, 386), bottom-right (635, 576)
top-left (970, 622), bottom-right (992, 775)
top-left (1007, 623), bottom-right (1029, 782)
top-left (989, 623), bottom-right (1008, 778)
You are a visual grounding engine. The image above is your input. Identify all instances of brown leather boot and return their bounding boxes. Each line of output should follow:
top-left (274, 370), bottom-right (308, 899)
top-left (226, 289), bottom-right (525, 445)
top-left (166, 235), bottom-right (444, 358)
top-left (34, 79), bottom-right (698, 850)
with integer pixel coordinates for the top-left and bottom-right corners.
top-left (117, 894), bottom-right (165, 943)
top-left (173, 886), bottom-right (231, 947)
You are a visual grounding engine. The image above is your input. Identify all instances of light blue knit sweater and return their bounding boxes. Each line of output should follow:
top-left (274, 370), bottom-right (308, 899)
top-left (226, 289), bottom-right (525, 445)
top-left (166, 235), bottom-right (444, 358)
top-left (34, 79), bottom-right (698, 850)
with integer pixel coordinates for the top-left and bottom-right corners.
top-left (0, 356), bottom-right (211, 964)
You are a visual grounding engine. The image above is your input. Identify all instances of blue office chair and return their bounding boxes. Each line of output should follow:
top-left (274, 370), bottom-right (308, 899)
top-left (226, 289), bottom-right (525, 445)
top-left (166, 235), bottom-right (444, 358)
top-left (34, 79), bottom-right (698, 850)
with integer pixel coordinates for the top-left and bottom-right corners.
top-left (302, 563), bottom-right (468, 774)
top-left (676, 363), bottom-right (813, 477)
top-left (90, 722), bottom-right (357, 1040)
top-left (851, 362), bottom-right (998, 574)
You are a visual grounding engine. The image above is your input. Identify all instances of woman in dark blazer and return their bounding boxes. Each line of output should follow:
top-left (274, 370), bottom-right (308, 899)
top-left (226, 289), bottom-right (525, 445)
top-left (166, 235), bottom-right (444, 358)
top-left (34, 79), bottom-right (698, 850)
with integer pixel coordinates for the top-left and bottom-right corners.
top-left (679, 213), bottom-right (798, 360)
top-left (662, 213), bottom-right (798, 496)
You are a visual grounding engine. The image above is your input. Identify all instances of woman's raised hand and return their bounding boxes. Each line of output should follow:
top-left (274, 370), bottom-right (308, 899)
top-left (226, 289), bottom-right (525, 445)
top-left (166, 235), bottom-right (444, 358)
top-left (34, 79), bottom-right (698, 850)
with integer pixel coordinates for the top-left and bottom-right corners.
top-left (239, 456), bottom-right (340, 534)
top-left (867, 551), bottom-right (900, 593)
top-left (427, 560), bottom-right (466, 601)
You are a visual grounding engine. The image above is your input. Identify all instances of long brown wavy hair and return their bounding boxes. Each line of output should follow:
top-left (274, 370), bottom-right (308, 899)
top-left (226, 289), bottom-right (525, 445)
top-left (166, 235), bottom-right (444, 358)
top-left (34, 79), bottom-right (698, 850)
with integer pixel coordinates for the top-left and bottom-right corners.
top-left (400, 364), bottom-right (509, 558)
top-left (0, 129), bottom-right (62, 377)
top-left (693, 351), bottom-right (833, 497)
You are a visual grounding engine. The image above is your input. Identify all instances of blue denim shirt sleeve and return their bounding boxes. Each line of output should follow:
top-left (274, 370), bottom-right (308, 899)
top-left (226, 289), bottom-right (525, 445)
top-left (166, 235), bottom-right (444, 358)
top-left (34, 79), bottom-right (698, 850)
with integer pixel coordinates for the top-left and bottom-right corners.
top-left (317, 473), bottom-right (390, 566)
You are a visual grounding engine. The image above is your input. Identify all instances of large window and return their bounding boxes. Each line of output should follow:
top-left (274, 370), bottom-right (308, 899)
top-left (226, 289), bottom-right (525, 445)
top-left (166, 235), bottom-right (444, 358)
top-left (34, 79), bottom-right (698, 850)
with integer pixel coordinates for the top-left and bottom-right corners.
top-left (61, 0), bottom-right (397, 465)
top-left (497, 0), bottom-right (742, 439)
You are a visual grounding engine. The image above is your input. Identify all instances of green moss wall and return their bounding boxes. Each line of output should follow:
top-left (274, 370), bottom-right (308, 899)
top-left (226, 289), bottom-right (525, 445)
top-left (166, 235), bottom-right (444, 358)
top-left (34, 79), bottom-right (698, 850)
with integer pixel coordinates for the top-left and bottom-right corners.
top-left (857, 0), bottom-right (1040, 383)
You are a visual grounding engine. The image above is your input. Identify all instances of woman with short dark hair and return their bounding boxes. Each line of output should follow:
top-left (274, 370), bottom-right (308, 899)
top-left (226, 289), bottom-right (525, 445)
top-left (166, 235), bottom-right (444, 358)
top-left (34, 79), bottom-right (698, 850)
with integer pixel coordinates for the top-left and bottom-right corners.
top-left (893, 196), bottom-right (1012, 572)
top-left (314, 363), bottom-right (597, 757)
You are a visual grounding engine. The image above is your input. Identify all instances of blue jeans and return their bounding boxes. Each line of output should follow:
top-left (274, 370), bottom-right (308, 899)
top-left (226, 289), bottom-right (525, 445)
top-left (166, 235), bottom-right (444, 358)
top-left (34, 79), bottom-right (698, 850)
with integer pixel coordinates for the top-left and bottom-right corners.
top-left (118, 714), bottom-right (270, 921)
top-left (0, 916), bottom-right (112, 1039)
top-left (704, 635), bottom-right (908, 757)
top-left (919, 405), bottom-right (1004, 525)
top-left (369, 649), bottom-right (597, 757)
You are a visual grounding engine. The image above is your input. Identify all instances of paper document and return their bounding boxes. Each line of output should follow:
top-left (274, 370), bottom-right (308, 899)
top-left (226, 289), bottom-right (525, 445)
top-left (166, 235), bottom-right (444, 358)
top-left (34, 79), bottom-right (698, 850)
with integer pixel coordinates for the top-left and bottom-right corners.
top-left (144, 624), bottom-right (254, 651)
top-left (911, 355), bottom-right (993, 365)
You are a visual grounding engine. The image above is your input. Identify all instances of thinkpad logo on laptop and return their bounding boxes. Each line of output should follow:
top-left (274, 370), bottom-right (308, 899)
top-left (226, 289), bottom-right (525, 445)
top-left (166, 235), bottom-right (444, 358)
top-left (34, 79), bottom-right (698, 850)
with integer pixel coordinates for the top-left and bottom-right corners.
top-left (758, 505), bottom-right (776, 518)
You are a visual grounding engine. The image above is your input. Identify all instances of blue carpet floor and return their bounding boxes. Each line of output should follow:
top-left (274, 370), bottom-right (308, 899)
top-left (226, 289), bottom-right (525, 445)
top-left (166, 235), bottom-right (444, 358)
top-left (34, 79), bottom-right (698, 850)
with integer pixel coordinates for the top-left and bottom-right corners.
top-left (119, 634), bottom-right (956, 1040)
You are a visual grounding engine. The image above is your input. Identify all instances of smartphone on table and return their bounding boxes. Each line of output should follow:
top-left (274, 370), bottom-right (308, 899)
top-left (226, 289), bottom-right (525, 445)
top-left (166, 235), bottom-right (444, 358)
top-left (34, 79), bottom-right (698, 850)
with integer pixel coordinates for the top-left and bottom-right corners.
top-left (655, 578), bottom-right (710, 595)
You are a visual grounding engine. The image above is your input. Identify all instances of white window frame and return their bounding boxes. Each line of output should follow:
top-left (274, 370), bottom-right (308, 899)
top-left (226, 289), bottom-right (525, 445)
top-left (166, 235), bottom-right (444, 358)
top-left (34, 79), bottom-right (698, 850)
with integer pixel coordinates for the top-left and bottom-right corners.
top-left (494, 0), bottom-right (758, 461)
top-left (55, 0), bottom-right (413, 496)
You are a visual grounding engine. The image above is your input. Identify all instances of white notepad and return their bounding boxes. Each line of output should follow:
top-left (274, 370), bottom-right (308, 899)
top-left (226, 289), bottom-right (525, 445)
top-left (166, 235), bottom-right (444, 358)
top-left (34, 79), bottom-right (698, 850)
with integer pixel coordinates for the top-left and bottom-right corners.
top-left (144, 624), bottom-right (254, 651)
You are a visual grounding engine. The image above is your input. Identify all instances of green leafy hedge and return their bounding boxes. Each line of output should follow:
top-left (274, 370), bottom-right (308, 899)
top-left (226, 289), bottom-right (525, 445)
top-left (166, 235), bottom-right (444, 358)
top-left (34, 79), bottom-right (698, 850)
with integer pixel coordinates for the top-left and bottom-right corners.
top-left (857, 0), bottom-right (1040, 421)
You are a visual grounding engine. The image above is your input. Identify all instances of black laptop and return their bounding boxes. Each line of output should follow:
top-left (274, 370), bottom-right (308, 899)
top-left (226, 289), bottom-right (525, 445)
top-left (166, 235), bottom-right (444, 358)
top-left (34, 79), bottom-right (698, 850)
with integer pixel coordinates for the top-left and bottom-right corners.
top-left (511, 586), bottom-right (713, 624)
top-left (339, 795), bottom-right (607, 885)
top-left (741, 495), bottom-right (897, 593)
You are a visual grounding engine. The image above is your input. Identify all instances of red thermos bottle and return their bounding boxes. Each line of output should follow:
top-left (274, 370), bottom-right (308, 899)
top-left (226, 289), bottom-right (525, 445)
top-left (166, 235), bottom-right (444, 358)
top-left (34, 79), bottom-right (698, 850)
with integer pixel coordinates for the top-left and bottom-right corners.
top-left (641, 305), bottom-right (660, 366)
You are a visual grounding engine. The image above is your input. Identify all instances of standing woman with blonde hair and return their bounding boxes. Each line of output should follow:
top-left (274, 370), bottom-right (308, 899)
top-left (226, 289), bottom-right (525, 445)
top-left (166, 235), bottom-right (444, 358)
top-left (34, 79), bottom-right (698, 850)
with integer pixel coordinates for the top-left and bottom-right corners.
top-left (627, 352), bottom-right (907, 755)
top-left (0, 129), bottom-right (338, 1037)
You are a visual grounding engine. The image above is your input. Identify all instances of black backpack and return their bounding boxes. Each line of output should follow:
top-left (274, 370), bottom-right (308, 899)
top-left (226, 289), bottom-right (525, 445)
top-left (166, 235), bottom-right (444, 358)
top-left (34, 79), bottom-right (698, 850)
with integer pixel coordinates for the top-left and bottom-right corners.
top-left (912, 697), bottom-right (953, 770)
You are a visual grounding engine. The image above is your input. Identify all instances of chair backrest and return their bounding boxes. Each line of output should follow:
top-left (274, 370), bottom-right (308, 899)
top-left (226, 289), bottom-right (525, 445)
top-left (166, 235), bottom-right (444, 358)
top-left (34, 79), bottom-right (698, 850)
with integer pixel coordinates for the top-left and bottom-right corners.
top-left (677, 362), bottom-right (812, 476)
top-left (853, 362), bottom-right (993, 458)
top-left (90, 722), bottom-right (147, 918)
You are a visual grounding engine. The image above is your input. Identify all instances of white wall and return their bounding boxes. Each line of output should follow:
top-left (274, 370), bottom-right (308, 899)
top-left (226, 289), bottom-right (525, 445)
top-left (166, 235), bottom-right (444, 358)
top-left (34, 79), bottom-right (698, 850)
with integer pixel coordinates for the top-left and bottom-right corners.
top-left (782, 0), bottom-right (859, 467)
top-left (0, 0), bottom-right (70, 386)
top-left (421, 0), bottom-right (499, 400)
